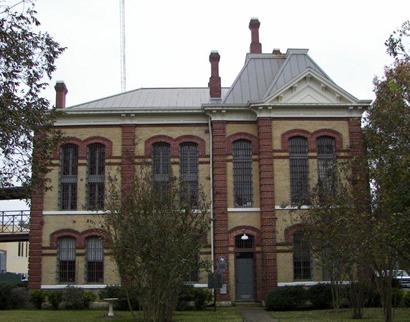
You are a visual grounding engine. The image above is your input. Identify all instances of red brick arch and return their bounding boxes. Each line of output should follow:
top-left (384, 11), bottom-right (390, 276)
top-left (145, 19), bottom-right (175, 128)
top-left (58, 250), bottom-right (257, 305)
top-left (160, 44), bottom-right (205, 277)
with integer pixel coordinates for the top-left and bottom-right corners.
top-left (281, 129), bottom-right (343, 152)
top-left (144, 135), bottom-right (175, 157)
top-left (54, 136), bottom-right (113, 160)
top-left (226, 132), bottom-right (259, 154)
top-left (50, 229), bottom-right (81, 248)
top-left (228, 225), bottom-right (261, 247)
top-left (175, 135), bottom-right (206, 157)
top-left (311, 129), bottom-right (343, 151)
top-left (83, 136), bottom-right (113, 158)
top-left (79, 228), bottom-right (107, 248)
top-left (284, 224), bottom-right (305, 244)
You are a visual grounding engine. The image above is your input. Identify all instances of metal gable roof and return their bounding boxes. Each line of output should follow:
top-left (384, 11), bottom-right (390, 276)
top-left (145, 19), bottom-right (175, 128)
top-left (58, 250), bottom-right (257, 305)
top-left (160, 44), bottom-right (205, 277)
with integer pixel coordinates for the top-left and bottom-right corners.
top-left (222, 54), bottom-right (286, 104)
top-left (66, 87), bottom-right (229, 111)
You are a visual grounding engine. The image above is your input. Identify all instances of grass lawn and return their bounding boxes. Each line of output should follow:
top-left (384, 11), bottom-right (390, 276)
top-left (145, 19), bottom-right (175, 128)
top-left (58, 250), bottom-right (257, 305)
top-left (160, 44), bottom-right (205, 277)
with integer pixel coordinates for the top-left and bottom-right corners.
top-left (0, 308), bottom-right (242, 322)
top-left (271, 308), bottom-right (410, 321)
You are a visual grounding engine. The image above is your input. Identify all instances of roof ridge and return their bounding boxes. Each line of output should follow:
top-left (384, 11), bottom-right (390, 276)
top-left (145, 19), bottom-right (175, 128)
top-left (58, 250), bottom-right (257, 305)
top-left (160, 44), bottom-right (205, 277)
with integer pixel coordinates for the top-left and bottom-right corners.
top-left (262, 52), bottom-right (293, 100)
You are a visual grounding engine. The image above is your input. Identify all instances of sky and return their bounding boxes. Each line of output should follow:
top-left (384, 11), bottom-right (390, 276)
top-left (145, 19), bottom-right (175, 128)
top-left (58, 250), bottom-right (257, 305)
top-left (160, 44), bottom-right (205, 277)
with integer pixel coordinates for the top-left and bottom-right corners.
top-left (33, 0), bottom-right (410, 107)
top-left (2, 0), bottom-right (410, 211)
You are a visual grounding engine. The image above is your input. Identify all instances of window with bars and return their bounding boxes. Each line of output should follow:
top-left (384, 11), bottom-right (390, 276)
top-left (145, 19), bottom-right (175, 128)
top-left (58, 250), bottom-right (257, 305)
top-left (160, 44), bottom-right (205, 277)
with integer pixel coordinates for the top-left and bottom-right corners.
top-left (87, 143), bottom-right (105, 210)
top-left (293, 231), bottom-right (311, 280)
top-left (316, 136), bottom-right (336, 196)
top-left (60, 144), bottom-right (78, 210)
top-left (180, 142), bottom-right (198, 208)
top-left (58, 237), bottom-right (76, 283)
top-left (289, 137), bottom-right (309, 205)
top-left (233, 140), bottom-right (253, 207)
top-left (0, 251), bottom-right (6, 273)
top-left (153, 142), bottom-right (171, 196)
top-left (86, 237), bottom-right (104, 283)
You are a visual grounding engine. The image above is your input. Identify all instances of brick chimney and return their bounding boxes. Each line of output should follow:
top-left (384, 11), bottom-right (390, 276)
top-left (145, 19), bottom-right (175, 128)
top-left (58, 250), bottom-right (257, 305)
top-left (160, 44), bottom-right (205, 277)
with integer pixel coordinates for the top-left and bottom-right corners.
top-left (249, 18), bottom-right (262, 54)
top-left (54, 81), bottom-right (68, 108)
top-left (208, 51), bottom-right (221, 99)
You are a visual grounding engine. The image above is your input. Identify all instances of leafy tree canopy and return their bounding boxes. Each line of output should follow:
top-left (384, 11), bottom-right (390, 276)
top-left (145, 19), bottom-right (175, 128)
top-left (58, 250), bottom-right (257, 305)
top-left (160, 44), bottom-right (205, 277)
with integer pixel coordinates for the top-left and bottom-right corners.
top-left (0, 0), bottom-right (64, 192)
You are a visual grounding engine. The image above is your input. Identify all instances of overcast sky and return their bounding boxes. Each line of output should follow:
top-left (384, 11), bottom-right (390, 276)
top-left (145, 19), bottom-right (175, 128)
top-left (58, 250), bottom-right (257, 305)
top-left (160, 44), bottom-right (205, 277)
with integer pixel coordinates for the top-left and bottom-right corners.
top-left (2, 0), bottom-right (409, 210)
top-left (34, 0), bottom-right (410, 107)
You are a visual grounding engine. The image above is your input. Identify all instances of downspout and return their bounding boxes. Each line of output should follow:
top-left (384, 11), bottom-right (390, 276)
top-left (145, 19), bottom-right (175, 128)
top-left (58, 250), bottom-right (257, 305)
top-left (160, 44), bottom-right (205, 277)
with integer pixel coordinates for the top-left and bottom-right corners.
top-left (208, 117), bottom-right (214, 273)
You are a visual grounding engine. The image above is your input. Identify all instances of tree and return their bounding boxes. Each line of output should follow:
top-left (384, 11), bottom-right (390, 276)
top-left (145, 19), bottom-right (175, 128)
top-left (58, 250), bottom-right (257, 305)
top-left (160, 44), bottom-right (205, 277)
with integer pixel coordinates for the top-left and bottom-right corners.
top-left (0, 0), bottom-right (64, 192)
top-left (102, 169), bottom-right (210, 322)
top-left (302, 21), bottom-right (410, 322)
top-left (301, 163), bottom-right (370, 319)
top-left (363, 21), bottom-right (410, 322)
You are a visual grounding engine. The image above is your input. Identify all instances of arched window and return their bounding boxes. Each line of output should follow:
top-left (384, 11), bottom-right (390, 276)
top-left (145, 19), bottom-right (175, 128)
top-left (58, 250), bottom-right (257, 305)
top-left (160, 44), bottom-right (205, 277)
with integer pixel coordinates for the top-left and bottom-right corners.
top-left (87, 143), bottom-right (105, 210)
top-left (233, 140), bottom-right (253, 207)
top-left (86, 237), bottom-right (104, 283)
top-left (293, 231), bottom-right (311, 280)
top-left (60, 144), bottom-right (78, 210)
top-left (289, 136), bottom-right (309, 204)
top-left (58, 237), bottom-right (76, 282)
top-left (316, 136), bottom-right (336, 196)
top-left (152, 142), bottom-right (171, 196)
top-left (179, 142), bottom-right (198, 207)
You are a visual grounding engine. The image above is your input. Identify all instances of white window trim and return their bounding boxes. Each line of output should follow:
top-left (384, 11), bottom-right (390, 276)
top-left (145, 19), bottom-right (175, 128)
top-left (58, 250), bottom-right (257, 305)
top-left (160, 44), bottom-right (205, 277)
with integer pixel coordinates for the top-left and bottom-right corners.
top-left (41, 284), bottom-right (107, 289)
top-left (43, 210), bottom-right (108, 216)
top-left (227, 208), bottom-right (261, 212)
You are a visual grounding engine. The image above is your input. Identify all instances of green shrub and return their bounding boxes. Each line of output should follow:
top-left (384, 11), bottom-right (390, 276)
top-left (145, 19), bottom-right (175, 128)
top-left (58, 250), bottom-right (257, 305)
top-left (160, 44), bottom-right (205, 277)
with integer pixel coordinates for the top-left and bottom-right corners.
top-left (83, 291), bottom-right (97, 308)
top-left (47, 291), bottom-right (63, 309)
top-left (308, 284), bottom-right (332, 309)
top-left (99, 285), bottom-right (139, 310)
top-left (177, 286), bottom-right (211, 310)
top-left (62, 287), bottom-right (86, 309)
top-left (364, 285), bottom-right (381, 307)
top-left (265, 286), bottom-right (307, 311)
top-left (10, 287), bottom-right (29, 309)
top-left (403, 291), bottom-right (410, 307)
top-left (392, 288), bottom-right (403, 307)
top-left (30, 289), bottom-right (46, 309)
top-left (0, 283), bottom-right (13, 309)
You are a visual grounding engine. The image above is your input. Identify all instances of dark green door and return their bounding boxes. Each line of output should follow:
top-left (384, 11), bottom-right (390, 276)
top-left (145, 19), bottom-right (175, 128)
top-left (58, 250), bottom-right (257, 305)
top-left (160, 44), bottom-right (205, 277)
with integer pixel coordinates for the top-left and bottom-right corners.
top-left (235, 253), bottom-right (254, 300)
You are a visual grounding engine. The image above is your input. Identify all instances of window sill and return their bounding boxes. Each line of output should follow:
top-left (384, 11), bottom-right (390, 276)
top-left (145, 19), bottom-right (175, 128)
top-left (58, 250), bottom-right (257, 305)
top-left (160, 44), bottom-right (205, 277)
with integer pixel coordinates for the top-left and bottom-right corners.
top-left (43, 210), bottom-right (108, 215)
top-left (41, 284), bottom-right (107, 289)
top-left (275, 205), bottom-right (311, 210)
top-left (227, 208), bottom-right (260, 212)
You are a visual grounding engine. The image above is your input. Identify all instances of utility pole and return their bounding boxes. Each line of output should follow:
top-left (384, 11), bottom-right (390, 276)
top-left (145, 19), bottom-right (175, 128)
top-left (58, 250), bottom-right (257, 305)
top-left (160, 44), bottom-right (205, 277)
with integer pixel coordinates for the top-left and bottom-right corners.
top-left (119, 0), bottom-right (126, 92)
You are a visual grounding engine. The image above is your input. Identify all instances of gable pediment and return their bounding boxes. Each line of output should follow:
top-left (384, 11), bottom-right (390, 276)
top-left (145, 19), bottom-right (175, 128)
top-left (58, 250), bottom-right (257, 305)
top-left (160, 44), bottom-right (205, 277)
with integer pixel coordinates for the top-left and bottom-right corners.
top-left (265, 70), bottom-right (357, 105)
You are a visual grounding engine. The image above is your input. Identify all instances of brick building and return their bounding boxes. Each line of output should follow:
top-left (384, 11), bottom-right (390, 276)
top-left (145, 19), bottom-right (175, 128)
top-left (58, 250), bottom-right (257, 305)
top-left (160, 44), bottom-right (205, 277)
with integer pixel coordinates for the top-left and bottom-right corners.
top-left (28, 18), bottom-right (371, 302)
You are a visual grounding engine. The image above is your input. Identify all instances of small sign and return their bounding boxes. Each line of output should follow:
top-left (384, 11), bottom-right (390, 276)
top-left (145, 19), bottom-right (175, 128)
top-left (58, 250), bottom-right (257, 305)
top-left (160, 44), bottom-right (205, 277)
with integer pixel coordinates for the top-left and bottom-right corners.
top-left (208, 272), bottom-right (223, 289)
top-left (220, 283), bottom-right (227, 295)
top-left (217, 256), bottom-right (227, 273)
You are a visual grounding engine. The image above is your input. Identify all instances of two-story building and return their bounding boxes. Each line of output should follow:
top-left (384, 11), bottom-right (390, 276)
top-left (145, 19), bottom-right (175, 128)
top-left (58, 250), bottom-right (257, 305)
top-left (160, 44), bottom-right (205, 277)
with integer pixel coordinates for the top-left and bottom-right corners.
top-left (28, 18), bottom-right (371, 302)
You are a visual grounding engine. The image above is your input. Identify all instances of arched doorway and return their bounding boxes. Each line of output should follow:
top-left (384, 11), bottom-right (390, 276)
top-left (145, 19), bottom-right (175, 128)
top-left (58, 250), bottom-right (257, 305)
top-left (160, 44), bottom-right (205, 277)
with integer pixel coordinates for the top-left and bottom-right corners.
top-left (235, 234), bottom-right (255, 301)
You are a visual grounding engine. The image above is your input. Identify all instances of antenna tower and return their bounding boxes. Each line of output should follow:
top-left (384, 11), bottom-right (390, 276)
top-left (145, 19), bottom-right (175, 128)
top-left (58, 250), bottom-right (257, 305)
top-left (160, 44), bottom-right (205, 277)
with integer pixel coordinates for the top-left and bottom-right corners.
top-left (119, 0), bottom-right (126, 92)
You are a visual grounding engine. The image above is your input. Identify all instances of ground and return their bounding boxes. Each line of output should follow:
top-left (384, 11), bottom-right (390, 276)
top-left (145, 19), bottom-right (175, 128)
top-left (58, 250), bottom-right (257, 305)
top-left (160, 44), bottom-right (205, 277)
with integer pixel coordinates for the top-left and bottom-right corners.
top-left (270, 308), bottom-right (410, 321)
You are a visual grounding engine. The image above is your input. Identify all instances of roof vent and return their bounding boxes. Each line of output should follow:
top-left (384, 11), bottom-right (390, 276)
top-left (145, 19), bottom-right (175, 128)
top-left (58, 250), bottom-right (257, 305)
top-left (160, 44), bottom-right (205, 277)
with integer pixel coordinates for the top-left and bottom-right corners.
top-left (55, 81), bottom-right (68, 108)
top-left (272, 48), bottom-right (282, 55)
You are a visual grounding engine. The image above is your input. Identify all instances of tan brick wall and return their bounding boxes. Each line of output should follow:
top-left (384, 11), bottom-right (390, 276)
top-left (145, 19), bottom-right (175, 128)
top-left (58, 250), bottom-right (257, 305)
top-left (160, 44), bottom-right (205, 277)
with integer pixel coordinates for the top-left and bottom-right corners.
top-left (228, 212), bottom-right (260, 230)
top-left (226, 123), bottom-right (258, 138)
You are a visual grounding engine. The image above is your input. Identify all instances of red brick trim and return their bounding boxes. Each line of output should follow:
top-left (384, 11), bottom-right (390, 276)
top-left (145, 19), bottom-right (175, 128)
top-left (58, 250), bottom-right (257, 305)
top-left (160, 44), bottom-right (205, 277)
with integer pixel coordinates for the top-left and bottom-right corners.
top-left (82, 136), bottom-right (113, 158)
top-left (175, 135), bottom-right (206, 157)
top-left (281, 128), bottom-right (343, 152)
top-left (284, 224), bottom-right (305, 244)
top-left (281, 129), bottom-right (310, 151)
top-left (144, 135), bottom-right (174, 157)
top-left (226, 132), bottom-right (259, 155)
top-left (257, 117), bottom-right (277, 299)
top-left (228, 226), bottom-right (261, 247)
top-left (211, 120), bottom-right (230, 301)
top-left (50, 229), bottom-right (81, 248)
top-left (144, 135), bottom-right (206, 158)
top-left (311, 129), bottom-right (343, 151)
top-left (80, 229), bottom-right (107, 248)
top-left (121, 125), bottom-right (136, 197)
top-left (53, 137), bottom-right (114, 160)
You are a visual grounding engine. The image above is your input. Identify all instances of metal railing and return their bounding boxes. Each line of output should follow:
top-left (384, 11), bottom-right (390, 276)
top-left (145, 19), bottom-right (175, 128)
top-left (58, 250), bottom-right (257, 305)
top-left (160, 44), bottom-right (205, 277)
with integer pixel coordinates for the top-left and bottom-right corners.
top-left (0, 210), bottom-right (30, 233)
